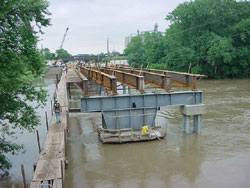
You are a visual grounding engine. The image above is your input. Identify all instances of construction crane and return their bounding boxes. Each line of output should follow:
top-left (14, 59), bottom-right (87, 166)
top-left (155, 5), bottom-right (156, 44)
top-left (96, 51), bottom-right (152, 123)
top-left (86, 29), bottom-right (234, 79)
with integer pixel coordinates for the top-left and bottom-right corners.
top-left (55, 27), bottom-right (69, 67)
top-left (60, 27), bottom-right (69, 49)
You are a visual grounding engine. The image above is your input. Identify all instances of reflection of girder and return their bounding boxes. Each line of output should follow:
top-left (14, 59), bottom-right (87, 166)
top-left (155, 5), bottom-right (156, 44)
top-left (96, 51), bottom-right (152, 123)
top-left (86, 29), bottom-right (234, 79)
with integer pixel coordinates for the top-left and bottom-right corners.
top-left (80, 67), bottom-right (117, 95)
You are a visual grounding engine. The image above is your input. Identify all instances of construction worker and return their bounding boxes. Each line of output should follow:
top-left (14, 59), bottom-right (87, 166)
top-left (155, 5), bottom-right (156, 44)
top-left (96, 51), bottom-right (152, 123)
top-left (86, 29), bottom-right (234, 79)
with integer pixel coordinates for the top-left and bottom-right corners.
top-left (53, 100), bottom-right (61, 123)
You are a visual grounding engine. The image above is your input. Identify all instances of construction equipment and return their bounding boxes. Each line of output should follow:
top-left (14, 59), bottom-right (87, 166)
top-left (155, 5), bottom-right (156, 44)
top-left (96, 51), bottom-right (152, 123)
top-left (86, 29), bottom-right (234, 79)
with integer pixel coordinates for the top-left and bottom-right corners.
top-left (60, 27), bottom-right (69, 49)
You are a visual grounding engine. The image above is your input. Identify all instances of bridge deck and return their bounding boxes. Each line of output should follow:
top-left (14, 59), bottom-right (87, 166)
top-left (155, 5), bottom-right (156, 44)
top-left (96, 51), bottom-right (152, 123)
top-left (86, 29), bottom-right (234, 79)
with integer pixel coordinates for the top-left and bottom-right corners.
top-left (30, 73), bottom-right (68, 188)
top-left (66, 68), bottom-right (82, 83)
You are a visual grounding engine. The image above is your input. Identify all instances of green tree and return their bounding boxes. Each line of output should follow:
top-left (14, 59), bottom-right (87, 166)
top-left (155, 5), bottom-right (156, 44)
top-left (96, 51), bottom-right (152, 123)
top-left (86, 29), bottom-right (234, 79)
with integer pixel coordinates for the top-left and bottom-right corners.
top-left (124, 30), bottom-right (165, 68)
top-left (124, 35), bottom-right (146, 67)
top-left (164, 0), bottom-right (250, 78)
top-left (0, 0), bottom-right (50, 174)
top-left (111, 51), bottom-right (121, 57)
top-left (124, 0), bottom-right (250, 78)
top-left (41, 48), bottom-right (56, 60)
top-left (56, 49), bottom-right (72, 59)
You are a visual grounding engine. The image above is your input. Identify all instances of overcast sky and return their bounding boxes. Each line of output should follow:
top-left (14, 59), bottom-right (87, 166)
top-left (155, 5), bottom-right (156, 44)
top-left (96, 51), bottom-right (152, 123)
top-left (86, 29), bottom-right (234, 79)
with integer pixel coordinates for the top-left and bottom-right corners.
top-left (39, 0), bottom-right (186, 55)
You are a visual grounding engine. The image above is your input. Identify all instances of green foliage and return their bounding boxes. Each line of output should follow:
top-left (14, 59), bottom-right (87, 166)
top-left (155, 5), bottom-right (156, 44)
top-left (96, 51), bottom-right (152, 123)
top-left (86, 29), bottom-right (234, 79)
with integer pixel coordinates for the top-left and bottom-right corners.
top-left (124, 0), bottom-right (250, 78)
top-left (75, 54), bottom-right (95, 57)
top-left (55, 49), bottom-right (72, 59)
top-left (110, 51), bottom-right (122, 57)
top-left (0, 0), bottom-right (50, 174)
top-left (124, 35), bottom-right (146, 67)
top-left (41, 48), bottom-right (56, 60)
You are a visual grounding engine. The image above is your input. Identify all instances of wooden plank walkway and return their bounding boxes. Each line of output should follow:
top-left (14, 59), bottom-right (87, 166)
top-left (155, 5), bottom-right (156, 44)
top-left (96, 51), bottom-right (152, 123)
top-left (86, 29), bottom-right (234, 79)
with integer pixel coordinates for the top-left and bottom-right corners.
top-left (66, 68), bottom-right (82, 83)
top-left (30, 72), bottom-right (68, 188)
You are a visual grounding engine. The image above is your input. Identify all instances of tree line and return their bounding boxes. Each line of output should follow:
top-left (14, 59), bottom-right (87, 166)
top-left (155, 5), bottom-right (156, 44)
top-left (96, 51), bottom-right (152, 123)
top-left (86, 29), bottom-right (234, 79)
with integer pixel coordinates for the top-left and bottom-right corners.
top-left (41, 48), bottom-right (123, 61)
top-left (124, 0), bottom-right (250, 78)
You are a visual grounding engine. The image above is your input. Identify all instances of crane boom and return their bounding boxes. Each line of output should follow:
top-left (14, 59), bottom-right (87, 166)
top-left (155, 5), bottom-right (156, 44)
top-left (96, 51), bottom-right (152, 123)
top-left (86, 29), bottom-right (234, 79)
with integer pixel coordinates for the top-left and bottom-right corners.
top-left (60, 27), bottom-right (69, 49)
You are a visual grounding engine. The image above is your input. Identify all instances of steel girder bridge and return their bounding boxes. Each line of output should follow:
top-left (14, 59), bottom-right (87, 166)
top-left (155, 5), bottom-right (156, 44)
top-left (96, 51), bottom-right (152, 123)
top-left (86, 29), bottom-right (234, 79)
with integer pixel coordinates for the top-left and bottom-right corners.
top-left (67, 66), bottom-right (206, 143)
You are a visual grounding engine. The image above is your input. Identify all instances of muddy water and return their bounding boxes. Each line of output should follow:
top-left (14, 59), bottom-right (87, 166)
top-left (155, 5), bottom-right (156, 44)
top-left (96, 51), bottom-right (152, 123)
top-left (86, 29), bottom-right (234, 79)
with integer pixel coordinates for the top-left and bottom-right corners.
top-left (65, 79), bottom-right (250, 188)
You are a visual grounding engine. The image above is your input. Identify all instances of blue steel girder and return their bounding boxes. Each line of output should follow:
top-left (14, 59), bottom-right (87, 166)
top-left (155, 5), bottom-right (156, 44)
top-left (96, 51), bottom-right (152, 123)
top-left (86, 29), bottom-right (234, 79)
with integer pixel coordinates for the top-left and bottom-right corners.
top-left (81, 91), bottom-right (202, 112)
top-left (102, 108), bottom-right (158, 130)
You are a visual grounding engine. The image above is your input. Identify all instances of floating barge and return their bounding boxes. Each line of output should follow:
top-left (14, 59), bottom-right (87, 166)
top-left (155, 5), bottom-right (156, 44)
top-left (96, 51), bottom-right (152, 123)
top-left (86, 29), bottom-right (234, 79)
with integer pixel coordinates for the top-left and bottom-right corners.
top-left (98, 126), bottom-right (166, 143)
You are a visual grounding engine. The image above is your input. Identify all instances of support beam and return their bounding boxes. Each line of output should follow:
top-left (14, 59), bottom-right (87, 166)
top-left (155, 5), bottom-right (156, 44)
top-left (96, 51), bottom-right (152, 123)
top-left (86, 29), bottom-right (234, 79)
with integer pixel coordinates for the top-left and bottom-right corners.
top-left (101, 68), bottom-right (168, 91)
top-left (117, 67), bottom-right (206, 90)
top-left (80, 67), bottom-right (117, 95)
top-left (73, 68), bottom-right (89, 96)
top-left (81, 91), bottom-right (202, 112)
top-left (99, 68), bottom-right (145, 92)
top-left (143, 68), bottom-right (205, 90)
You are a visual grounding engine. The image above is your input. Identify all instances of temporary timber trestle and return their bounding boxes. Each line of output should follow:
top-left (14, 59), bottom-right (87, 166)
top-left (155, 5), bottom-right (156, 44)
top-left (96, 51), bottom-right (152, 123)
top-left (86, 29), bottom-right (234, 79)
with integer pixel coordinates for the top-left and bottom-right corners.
top-left (30, 72), bottom-right (68, 188)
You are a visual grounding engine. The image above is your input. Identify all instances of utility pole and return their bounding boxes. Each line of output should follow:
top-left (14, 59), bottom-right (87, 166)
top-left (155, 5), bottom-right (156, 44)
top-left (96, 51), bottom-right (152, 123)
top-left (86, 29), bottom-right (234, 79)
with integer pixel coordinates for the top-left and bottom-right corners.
top-left (106, 38), bottom-right (110, 68)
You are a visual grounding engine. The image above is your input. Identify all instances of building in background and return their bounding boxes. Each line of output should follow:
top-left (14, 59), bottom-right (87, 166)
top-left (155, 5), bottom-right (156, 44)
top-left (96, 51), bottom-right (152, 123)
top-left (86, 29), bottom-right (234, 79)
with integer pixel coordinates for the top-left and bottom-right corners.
top-left (124, 24), bottom-right (165, 48)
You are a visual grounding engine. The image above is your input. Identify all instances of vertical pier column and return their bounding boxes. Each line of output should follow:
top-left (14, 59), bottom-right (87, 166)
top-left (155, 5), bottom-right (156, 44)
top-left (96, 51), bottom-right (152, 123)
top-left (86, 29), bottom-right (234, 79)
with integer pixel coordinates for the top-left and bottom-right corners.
top-left (110, 75), bottom-right (117, 95)
top-left (123, 85), bottom-right (126, 94)
top-left (137, 76), bottom-right (144, 93)
top-left (83, 80), bottom-right (89, 96)
top-left (180, 104), bottom-right (205, 134)
top-left (163, 75), bottom-right (171, 92)
top-left (193, 115), bottom-right (201, 133)
top-left (128, 86), bottom-right (131, 94)
top-left (182, 114), bottom-right (190, 134)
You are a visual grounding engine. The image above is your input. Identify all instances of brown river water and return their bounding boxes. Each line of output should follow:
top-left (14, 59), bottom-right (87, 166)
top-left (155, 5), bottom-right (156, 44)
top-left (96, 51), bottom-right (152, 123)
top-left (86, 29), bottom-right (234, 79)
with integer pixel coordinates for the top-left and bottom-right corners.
top-left (1, 78), bottom-right (250, 188)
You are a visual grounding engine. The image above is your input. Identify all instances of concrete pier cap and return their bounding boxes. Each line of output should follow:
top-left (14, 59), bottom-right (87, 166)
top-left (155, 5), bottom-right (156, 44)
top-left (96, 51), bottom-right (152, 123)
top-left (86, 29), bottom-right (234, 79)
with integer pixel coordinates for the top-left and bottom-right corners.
top-left (180, 104), bottom-right (206, 115)
top-left (180, 104), bottom-right (206, 134)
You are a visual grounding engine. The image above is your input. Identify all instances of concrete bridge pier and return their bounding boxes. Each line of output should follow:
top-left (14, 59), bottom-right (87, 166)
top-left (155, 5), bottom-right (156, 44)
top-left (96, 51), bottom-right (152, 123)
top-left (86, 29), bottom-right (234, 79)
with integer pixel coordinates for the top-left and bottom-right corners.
top-left (128, 86), bottom-right (131, 94)
top-left (193, 114), bottom-right (202, 133)
top-left (180, 104), bottom-right (205, 134)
